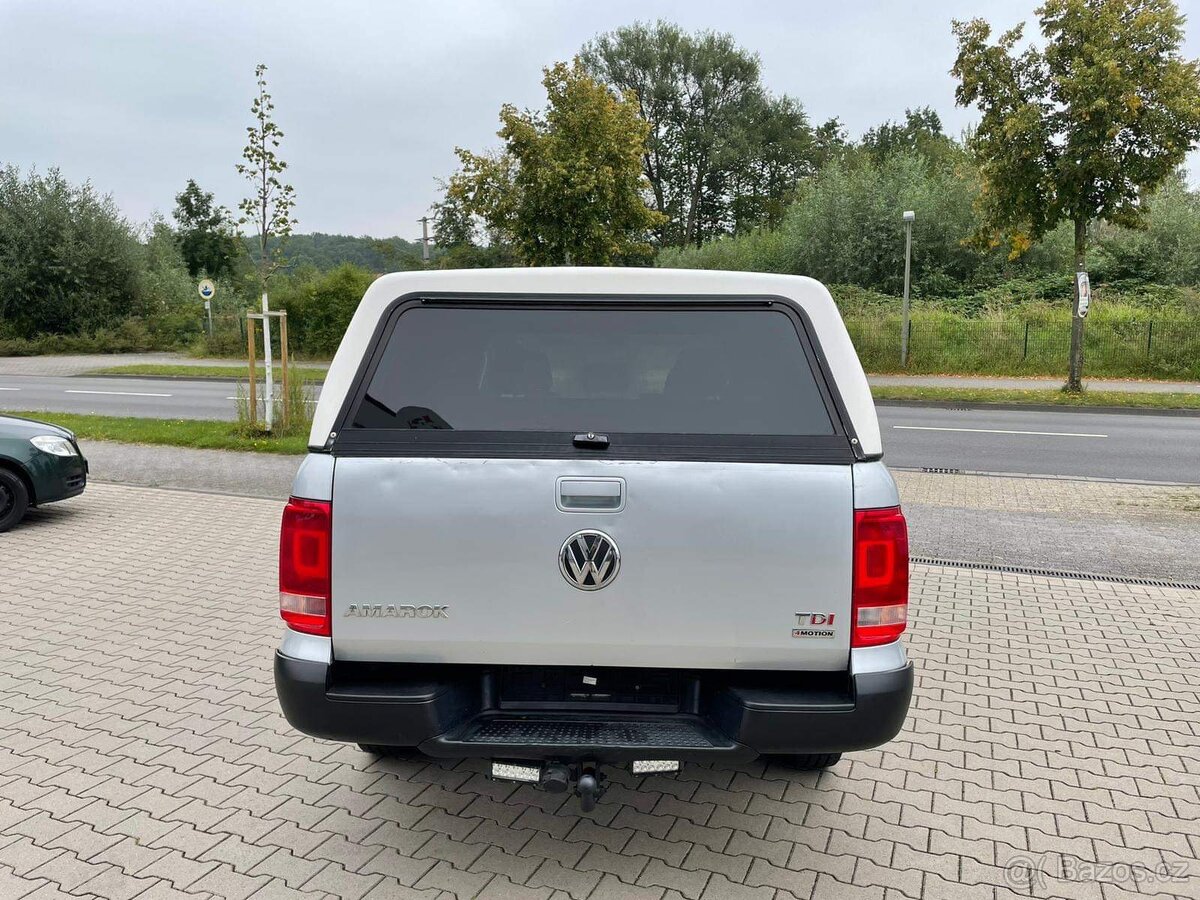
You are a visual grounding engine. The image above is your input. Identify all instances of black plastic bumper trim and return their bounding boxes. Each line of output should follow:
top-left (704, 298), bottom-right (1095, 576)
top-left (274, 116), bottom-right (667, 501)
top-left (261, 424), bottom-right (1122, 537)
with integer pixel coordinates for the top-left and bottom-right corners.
top-left (273, 653), bottom-right (480, 745)
top-left (274, 652), bottom-right (913, 759)
top-left (709, 665), bottom-right (913, 754)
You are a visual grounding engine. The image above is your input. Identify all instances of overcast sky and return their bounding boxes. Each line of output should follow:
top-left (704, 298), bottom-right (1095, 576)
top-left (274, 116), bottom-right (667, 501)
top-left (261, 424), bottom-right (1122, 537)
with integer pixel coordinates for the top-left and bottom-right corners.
top-left (3, 0), bottom-right (1199, 238)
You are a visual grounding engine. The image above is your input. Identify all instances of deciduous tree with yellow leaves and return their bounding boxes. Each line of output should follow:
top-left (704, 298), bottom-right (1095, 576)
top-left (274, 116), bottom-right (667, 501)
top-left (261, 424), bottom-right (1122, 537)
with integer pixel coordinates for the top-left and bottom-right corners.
top-left (952, 0), bottom-right (1200, 390)
top-left (444, 60), bottom-right (664, 267)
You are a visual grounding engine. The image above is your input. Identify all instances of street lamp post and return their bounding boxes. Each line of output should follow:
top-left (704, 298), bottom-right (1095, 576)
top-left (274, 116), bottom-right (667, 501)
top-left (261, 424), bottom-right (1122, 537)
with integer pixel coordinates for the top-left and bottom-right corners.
top-left (900, 210), bottom-right (915, 368)
top-left (417, 216), bottom-right (431, 262)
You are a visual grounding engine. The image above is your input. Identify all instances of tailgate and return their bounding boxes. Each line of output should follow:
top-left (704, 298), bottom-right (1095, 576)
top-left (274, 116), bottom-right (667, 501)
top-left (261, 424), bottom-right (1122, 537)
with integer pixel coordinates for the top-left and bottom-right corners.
top-left (331, 457), bottom-right (853, 670)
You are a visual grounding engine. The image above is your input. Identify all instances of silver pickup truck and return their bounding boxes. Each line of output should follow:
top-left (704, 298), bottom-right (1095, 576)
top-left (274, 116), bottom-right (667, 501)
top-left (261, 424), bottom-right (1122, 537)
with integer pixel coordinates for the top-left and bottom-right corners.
top-left (274, 267), bottom-right (912, 809)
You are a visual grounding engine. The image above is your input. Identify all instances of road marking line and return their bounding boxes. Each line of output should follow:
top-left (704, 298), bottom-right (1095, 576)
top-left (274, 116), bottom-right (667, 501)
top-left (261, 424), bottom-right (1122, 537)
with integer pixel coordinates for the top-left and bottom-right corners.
top-left (893, 425), bottom-right (1107, 438)
top-left (0, 387), bottom-right (19, 391)
top-left (64, 389), bottom-right (173, 398)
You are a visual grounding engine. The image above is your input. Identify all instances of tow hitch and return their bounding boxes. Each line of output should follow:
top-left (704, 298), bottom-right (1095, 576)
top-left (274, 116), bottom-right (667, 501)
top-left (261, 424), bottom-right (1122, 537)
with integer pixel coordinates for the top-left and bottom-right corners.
top-left (490, 760), bottom-right (608, 810)
top-left (491, 759), bottom-right (679, 810)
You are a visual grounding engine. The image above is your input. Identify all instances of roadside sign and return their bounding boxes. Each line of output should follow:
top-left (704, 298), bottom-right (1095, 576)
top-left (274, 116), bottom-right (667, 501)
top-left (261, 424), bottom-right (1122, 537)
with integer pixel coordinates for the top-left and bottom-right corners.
top-left (198, 279), bottom-right (216, 301)
top-left (1076, 272), bottom-right (1090, 318)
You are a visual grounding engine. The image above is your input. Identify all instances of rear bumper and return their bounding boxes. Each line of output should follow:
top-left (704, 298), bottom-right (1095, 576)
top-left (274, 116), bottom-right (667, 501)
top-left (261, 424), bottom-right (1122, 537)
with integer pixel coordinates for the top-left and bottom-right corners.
top-left (275, 642), bottom-right (913, 762)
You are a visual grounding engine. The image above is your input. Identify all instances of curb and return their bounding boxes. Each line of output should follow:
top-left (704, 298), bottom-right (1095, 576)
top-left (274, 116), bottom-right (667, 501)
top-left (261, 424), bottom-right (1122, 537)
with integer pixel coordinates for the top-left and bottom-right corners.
top-left (891, 466), bottom-right (1200, 487)
top-left (875, 398), bottom-right (1200, 417)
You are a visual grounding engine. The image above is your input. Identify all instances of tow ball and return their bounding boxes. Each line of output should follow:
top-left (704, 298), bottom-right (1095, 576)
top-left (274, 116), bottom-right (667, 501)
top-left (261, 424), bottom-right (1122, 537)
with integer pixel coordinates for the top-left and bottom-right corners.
top-left (539, 762), bottom-right (607, 812)
top-left (574, 767), bottom-right (604, 812)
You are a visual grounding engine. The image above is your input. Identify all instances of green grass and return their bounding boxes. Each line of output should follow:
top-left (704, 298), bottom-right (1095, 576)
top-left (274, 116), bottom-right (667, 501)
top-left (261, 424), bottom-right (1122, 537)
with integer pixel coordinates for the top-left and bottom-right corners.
top-left (4, 411), bottom-right (308, 454)
top-left (870, 386), bottom-right (1200, 410)
top-left (91, 363), bottom-right (327, 381)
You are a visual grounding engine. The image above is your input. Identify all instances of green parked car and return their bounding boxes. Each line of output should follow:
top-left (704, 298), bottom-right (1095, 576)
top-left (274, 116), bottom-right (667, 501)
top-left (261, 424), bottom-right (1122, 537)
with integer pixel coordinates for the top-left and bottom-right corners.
top-left (0, 415), bottom-right (88, 532)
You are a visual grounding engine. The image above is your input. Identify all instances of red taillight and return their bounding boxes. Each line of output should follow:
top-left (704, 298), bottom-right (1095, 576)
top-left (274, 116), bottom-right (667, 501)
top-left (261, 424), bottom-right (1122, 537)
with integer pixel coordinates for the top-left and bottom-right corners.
top-left (852, 506), bottom-right (909, 648)
top-left (279, 497), bottom-right (331, 636)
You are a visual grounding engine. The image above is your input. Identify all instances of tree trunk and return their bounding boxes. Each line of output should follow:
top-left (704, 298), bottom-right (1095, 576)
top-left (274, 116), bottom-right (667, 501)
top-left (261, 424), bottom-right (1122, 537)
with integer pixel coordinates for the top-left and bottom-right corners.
top-left (1065, 218), bottom-right (1087, 393)
top-left (648, 168), bottom-right (667, 246)
top-left (684, 166), bottom-right (704, 247)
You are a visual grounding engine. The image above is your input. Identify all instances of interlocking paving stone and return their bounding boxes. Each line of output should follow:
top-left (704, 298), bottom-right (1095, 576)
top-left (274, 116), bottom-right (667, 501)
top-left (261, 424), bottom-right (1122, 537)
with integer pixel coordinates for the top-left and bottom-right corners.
top-left (895, 470), bottom-right (1200, 581)
top-left (3, 482), bottom-right (1199, 899)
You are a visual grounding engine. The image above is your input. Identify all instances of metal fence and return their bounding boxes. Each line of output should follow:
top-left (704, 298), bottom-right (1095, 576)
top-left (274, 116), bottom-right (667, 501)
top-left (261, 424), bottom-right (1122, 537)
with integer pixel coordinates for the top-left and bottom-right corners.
top-left (845, 318), bottom-right (1200, 380)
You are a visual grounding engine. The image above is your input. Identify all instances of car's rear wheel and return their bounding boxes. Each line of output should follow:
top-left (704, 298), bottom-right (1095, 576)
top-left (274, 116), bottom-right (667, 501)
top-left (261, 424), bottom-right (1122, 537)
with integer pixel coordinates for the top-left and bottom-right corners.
top-left (773, 753), bottom-right (843, 771)
top-left (0, 469), bottom-right (30, 533)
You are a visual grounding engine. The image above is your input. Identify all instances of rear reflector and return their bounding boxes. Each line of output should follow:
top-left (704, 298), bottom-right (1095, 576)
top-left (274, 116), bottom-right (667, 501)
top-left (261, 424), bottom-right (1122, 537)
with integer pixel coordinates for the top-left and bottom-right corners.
top-left (279, 497), bottom-right (332, 636)
top-left (491, 762), bottom-right (541, 783)
top-left (632, 760), bottom-right (681, 775)
top-left (852, 506), bottom-right (909, 648)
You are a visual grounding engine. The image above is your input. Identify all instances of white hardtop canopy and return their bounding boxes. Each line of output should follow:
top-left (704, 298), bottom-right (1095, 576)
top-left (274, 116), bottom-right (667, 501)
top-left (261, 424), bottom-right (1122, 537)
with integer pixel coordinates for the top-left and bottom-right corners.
top-left (309, 267), bottom-right (881, 456)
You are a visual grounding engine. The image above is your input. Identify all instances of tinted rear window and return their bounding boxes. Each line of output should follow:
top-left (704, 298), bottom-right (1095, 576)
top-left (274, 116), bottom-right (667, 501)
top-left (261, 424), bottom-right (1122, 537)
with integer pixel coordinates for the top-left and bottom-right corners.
top-left (350, 305), bottom-right (835, 436)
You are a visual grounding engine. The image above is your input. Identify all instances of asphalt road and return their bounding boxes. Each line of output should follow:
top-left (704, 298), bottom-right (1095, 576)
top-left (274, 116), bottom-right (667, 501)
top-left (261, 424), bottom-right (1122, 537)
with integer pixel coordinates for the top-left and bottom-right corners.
top-left (2, 374), bottom-right (1198, 483)
top-left (0, 374), bottom-right (283, 419)
top-left (876, 405), bottom-right (1198, 482)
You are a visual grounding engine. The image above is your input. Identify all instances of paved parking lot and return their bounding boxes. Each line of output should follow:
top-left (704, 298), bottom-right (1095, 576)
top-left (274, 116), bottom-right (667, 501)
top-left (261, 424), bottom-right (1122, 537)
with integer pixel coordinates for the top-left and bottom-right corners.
top-left (893, 470), bottom-right (1200, 582)
top-left (2, 484), bottom-right (1198, 900)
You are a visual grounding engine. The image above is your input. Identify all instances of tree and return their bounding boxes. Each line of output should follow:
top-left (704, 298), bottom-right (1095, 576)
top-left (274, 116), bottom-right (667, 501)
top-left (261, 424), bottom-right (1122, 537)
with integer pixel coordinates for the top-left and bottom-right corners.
top-left (0, 166), bottom-right (142, 337)
top-left (429, 187), bottom-right (479, 250)
top-left (581, 21), bottom-right (814, 246)
top-left (952, 0), bottom-right (1200, 390)
top-left (446, 60), bottom-right (663, 266)
top-left (237, 64), bottom-right (297, 292)
top-left (236, 62), bottom-right (297, 428)
top-left (725, 95), bottom-right (814, 233)
top-left (173, 179), bottom-right (239, 280)
top-left (860, 107), bottom-right (959, 168)
top-left (811, 117), bottom-right (851, 170)
top-left (427, 188), bottom-right (519, 269)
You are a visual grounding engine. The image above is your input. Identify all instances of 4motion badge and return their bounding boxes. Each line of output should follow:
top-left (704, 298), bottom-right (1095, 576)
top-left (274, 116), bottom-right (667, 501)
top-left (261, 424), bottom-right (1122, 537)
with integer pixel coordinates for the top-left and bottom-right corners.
top-left (793, 611), bottom-right (836, 639)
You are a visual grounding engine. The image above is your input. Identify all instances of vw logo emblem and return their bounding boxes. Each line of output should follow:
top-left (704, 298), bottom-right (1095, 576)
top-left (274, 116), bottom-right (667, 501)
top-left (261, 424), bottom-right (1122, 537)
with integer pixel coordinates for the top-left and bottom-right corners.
top-left (559, 530), bottom-right (620, 591)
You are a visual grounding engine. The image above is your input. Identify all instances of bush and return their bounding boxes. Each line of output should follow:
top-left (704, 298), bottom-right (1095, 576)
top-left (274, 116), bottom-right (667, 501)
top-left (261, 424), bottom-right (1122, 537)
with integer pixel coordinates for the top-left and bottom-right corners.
top-left (658, 228), bottom-right (786, 272)
top-left (0, 171), bottom-right (220, 352)
top-left (189, 326), bottom-right (247, 359)
top-left (136, 219), bottom-right (219, 346)
top-left (779, 154), bottom-right (988, 294)
top-left (188, 263), bottom-right (376, 360)
top-left (660, 153), bottom-right (1000, 295)
top-left (0, 166), bottom-right (145, 338)
top-left (658, 157), bottom-right (1200, 307)
top-left (1091, 173), bottom-right (1200, 285)
top-left (0, 320), bottom-right (158, 356)
top-left (276, 263), bottom-right (376, 358)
